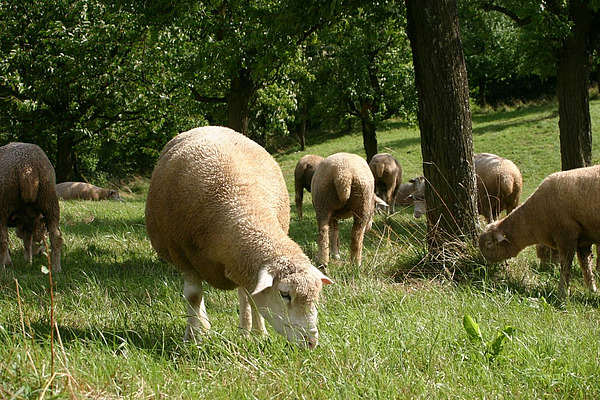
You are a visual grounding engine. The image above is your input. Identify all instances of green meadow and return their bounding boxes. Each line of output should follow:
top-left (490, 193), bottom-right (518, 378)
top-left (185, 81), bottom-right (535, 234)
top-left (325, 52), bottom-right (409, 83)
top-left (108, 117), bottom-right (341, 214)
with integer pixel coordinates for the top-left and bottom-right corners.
top-left (1, 97), bottom-right (600, 399)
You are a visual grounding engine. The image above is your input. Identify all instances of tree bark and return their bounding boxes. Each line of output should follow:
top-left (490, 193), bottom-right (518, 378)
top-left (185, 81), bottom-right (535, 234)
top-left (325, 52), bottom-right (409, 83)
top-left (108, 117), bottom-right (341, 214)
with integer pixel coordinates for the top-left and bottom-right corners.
top-left (557, 0), bottom-right (594, 170)
top-left (227, 68), bottom-right (254, 136)
top-left (405, 0), bottom-right (478, 252)
top-left (361, 102), bottom-right (378, 162)
top-left (55, 134), bottom-right (74, 183)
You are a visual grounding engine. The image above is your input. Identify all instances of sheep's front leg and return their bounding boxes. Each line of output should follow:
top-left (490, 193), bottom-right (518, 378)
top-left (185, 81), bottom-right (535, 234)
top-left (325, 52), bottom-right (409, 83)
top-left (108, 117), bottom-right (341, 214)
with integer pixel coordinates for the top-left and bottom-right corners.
top-left (237, 287), bottom-right (266, 336)
top-left (350, 219), bottom-right (367, 266)
top-left (0, 225), bottom-right (12, 267)
top-left (183, 279), bottom-right (211, 342)
top-left (577, 245), bottom-right (597, 293)
top-left (45, 216), bottom-right (63, 273)
top-left (329, 219), bottom-right (340, 260)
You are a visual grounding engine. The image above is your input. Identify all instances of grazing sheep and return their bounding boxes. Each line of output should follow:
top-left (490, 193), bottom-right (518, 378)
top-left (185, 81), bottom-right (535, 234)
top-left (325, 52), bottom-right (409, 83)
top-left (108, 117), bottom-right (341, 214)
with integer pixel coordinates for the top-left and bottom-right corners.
top-left (404, 154), bottom-right (522, 222)
top-left (474, 153), bottom-right (523, 222)
top-left (395, 176), bottom-right (426, 218)
top-left (0, 143), bottom-right (63, 271)
top-left (478, 165), bottom-right (600, 298)
top-left (311, 152), bottom-right (387, 267)
top-left (369, 153), bottom-right (402, 213)
top-left (56, 182), bottom-right (122, 201)
top-left (294, 154), bottom-right (324, 219)
top-left (145, 126), bottom-right (333, 349)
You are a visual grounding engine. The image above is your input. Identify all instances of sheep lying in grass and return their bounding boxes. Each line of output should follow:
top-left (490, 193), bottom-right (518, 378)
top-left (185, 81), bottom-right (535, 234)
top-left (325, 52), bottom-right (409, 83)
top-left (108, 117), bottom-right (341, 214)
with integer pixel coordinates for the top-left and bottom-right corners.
top-left (395, 176), bottom-right (426, 218)
top-left (369, 153), bottom-right (402, 213)
top-left (0, 143), bottom-right (63, 271)
top-left (311, 152), bottom-right (387, 267)
top-left (56, 182), bottom-right (122, 201)
top-left (145, 126), bottom-right (333, 349)
top-left (474, 153), bottom-right (523, 222)
top-left (294, 154), bottom-right (323, 219)
top-left (478, 165), bottom-right (600, 298)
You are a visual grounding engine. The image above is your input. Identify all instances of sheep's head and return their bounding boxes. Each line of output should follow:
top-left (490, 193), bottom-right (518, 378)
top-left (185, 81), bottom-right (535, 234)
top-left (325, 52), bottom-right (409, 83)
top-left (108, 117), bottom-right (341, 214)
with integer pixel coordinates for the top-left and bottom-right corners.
top-left (478, 222), bottom-right (516, 262)
top-left (250, 263), bottom-right (333, 349)
top-left (109, 189), bottom-right (123, 201)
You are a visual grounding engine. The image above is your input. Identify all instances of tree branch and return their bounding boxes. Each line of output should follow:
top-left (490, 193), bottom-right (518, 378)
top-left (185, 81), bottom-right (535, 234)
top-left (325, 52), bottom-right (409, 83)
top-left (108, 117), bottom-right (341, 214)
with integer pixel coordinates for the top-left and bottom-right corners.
top-left (480, 2), bottom-right (533, 26)
top-left (189, 85), bottom-right (227, 104)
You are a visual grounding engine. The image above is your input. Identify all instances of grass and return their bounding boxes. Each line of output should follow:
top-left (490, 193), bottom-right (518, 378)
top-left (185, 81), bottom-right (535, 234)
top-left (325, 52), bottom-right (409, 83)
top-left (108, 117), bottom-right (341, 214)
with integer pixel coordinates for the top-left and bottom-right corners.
top-left (2, 97), bottom-right (600, 398)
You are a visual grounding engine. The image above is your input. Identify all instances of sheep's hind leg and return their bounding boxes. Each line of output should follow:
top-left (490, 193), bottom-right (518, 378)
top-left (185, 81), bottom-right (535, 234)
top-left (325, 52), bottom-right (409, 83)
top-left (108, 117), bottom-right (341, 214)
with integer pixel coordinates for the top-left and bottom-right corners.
top-left (183, 279), bottom-right (211, 342)
top-left (349, 219), bottom-right (367, 266)
top-left (237, 287), bottom-right (266, 336)
top-left (329, 219), bottom-right (340, 260)
top-left (577, 245), bottom-right (597, 293)
top-left (0, 225), bottom-right (12, 267)
top-left (557, 246), bottom-right (576, 299)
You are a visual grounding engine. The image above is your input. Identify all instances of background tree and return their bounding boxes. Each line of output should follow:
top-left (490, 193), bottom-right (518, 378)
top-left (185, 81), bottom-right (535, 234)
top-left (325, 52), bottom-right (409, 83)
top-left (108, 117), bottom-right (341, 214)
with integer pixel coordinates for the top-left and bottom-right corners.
top-left (480, 0), bottom-right (600, 170)
top-left (300, 2), bottom-right (417, 160)
top-left (405, 0), bottom-right (478, 254)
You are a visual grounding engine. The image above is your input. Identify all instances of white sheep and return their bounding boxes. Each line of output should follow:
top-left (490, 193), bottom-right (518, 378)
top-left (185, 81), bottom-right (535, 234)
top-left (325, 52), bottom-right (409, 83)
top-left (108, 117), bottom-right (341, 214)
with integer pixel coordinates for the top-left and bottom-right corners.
top-left (311, 152), bottom-right (387, 267)
top-left (478, 165), bottom-right (600, 298)
top-left (404, 154), bottom-right (522, 222)
top-left (369, 153), bottom-right (402, 213)
top-left (56, 182), bottom-right (122, 201)
top-left (145, 126), bottom-right (333, 349)
top-left (0, 142), bottom-right (63, 271)
top-left (294, 154), bottom-right (324, 219)
top-left (474, 153), bottom-right (523, 222)
top-left (395, 176), bottom-right (426, 218)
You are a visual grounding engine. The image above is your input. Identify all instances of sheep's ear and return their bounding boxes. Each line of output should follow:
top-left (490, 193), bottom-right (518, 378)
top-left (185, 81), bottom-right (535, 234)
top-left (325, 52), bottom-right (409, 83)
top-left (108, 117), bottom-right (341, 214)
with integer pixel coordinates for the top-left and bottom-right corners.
top-left (495, 231), bottom-right (508, 243)
top-left (311, 265), bottom-right (334, 285)
top-left (374, 195), bottom-right (388, 208)
top-left (252, 268), bottom-right (274, 295)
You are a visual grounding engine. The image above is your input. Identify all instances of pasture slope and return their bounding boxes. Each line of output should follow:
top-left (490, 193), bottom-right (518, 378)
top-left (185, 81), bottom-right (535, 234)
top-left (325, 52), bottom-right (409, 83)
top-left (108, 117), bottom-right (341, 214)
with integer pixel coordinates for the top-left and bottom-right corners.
top-left (1, 97), bottom-right (599, 399)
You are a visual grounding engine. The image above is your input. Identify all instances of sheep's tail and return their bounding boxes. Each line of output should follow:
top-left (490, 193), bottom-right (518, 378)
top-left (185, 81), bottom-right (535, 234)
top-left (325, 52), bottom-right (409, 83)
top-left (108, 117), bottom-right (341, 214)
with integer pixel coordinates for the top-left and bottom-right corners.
top-left (19, 167), bottom-right (40, 203)
top-left (333, 170), bottom-right (353, 203)
top-left (374, 162), bottom-right (385, 178)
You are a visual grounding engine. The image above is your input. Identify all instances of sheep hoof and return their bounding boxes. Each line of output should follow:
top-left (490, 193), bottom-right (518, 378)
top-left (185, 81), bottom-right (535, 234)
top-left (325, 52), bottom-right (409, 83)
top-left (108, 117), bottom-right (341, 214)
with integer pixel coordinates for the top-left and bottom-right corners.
top-left (317, 265), bottom-right (328, 274)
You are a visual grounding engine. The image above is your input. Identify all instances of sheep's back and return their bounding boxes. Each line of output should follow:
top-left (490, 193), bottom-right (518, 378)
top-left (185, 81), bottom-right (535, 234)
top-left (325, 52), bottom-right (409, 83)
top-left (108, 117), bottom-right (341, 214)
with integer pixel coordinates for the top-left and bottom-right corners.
top-left (0, 143), bottom-right (56, 213)
top-left (518, 165), bottom-right (600, 241)
top-left (145, 127), bottom-right (289, 279)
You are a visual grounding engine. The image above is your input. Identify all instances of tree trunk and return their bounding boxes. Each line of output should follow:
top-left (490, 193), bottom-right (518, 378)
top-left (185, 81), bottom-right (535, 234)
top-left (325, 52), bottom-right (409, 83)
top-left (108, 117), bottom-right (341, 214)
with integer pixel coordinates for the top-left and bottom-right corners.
top-left (557, 0), bottom-right (594, 171)
top-left (298, 105), bottom-right (307, 151)
top-left (405, 0), bottom-right (478, 253)
top-left (361, 102), bottom-right (378, 162)
top-left (227, 68), bottom-right (254, 136)
top-left (55, 134), bottom-right (74, 183)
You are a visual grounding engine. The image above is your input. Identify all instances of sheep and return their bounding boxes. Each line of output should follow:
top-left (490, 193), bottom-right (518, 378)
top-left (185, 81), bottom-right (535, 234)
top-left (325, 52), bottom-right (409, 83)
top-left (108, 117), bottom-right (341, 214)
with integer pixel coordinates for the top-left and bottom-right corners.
top-left (369, 153), bottom-right (402, 213)
top-left (402, 154), bottom-right (522, 222)
top-left (474, 153), bottom-right (523, 222)
top-left (145, 126), bottom-right (333, 349)
top-left (395, 176), bottom-right (426, 218)
top-left (56, 182), bottom-right (122, 201)
top-left (294, 154), bottom-right (324, 219)
top-left (478, 164), bottom-right (600, 298)
top-left (0, 142), bottom-right (63, 271)
top-left (311, 152), bottom-right (387, 267)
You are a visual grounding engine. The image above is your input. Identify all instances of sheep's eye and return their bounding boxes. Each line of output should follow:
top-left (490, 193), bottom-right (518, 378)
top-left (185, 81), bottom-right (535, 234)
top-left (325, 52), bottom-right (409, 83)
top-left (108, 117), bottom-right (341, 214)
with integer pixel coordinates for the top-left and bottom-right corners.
top-left (279, 291), bottom-right (291, 302)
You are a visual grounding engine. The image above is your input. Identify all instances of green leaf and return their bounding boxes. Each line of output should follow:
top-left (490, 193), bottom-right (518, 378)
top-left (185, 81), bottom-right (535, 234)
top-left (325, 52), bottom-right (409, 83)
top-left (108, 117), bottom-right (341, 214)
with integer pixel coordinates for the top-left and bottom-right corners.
top-left (41, 265), bottom-right (49, 275)
top-left (463, 315), bottom-right (483, 343)
top-left (488, 326), bottom-right (516, 357)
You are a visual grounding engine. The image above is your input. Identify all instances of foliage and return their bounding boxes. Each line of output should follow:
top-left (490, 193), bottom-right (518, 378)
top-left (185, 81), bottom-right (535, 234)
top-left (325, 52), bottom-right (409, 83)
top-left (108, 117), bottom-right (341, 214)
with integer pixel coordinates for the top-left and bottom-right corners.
top-left (463, 314), bottom-right (516, 361)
